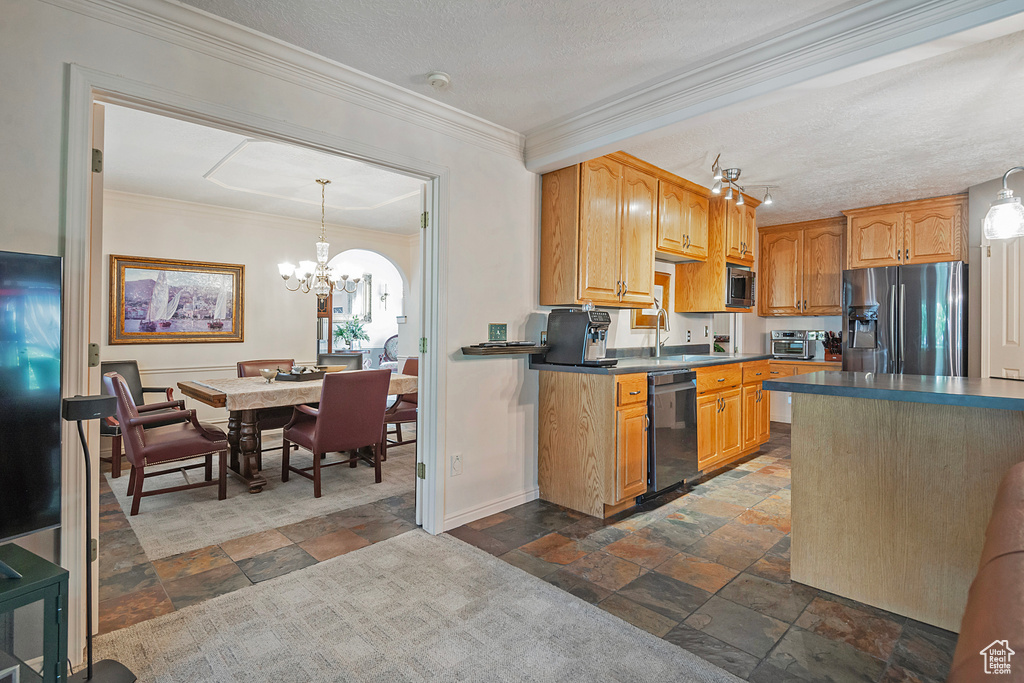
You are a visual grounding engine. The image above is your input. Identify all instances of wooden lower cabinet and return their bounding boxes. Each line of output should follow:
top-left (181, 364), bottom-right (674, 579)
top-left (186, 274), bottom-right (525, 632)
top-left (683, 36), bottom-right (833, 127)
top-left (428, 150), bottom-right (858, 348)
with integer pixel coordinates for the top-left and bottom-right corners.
top-left (697, 362), bottom-right (770, 472)
top-left (616, 404), bottom-right (649, 502)
top-left (538, 372), bottom-right (648, 517)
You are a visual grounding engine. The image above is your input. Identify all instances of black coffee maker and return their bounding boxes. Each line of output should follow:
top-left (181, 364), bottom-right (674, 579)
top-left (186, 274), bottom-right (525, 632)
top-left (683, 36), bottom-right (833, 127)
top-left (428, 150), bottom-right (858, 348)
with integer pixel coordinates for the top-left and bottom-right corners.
top-left (545, 308), bottom-right (617, 367)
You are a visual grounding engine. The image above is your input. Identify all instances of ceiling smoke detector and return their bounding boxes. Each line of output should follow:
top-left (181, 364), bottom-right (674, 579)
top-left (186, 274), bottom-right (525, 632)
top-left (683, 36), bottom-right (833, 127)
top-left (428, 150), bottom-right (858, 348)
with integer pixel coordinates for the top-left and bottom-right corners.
top-left (426, 72), bottom-right (451, 90)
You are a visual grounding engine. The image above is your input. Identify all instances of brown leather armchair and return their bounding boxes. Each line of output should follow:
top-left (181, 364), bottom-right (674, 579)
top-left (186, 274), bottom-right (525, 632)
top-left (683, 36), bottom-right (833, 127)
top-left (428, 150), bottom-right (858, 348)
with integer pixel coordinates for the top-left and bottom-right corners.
top-left (281, 369), bottom-right (391, 498)
top-left (100, 360), bottom-right (183, 478)
top-left (104, 372), bottom-right (229, 516)
top-left (383, 357), bottom-right (417, 461)
top-left (236, 359), bottom-right (295, 469)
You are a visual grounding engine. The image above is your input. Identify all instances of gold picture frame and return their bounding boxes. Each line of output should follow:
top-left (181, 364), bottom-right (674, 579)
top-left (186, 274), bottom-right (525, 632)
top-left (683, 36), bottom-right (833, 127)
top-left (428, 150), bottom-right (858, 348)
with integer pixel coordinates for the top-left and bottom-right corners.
top-left (109, 255), bottom-right (244, 344)
top-left (631, 271), bottom-right (671, 330)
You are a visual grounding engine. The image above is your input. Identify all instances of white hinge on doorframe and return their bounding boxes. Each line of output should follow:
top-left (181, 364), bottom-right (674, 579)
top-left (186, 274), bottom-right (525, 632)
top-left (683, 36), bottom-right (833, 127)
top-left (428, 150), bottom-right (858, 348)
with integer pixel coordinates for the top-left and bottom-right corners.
top-left (419, 337), bottom-right (428, 353)
top-left (421, 211), bottom-right (428, 229)
top-left (416, 462), bottom-right (426, 479)
top-left (91, 148), bottom-right (103, 173)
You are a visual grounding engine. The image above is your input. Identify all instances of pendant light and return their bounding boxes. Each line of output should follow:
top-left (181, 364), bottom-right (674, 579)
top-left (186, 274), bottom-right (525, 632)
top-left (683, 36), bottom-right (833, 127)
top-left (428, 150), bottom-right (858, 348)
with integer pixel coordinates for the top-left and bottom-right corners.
top-left (985, 167), bottom-right (1024, 240)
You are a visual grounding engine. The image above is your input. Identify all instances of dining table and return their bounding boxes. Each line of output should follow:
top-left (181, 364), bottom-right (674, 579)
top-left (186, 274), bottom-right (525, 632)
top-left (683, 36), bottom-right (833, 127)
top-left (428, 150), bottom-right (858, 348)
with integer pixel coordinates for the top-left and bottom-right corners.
top-left (177, 370), bottom-right (418, 493)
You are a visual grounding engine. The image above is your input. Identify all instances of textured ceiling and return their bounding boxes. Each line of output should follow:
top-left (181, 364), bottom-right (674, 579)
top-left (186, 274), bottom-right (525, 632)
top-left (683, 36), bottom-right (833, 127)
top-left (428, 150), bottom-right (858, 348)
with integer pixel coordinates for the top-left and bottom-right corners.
top-left (102, 104), bottom-right (423, 233)
top-left (179, 0), bottom-right (857, 132)
top-left (623, 28), bottom-right (1024, 226)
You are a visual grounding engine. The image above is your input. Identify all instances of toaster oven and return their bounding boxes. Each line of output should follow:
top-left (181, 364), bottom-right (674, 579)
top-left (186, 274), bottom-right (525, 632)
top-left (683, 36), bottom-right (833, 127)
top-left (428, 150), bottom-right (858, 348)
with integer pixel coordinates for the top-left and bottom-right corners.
top-left (770, 330), bottom-right (815, 360)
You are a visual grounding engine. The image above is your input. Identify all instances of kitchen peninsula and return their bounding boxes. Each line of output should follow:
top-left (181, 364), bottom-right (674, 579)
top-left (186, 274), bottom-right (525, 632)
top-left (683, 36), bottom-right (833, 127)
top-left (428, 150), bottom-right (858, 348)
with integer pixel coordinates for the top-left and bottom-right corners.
top-left (765, 371), bottom-right (1024, 632)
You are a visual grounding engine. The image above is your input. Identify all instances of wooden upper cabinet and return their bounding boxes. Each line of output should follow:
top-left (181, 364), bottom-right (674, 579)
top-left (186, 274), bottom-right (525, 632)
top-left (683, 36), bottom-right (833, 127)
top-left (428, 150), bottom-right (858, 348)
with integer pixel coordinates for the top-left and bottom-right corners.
top-left (802, 223), bottom-right (844, 315)
top-left (619, 166), bottom-right (657, 305)
top-left (741, 204), bottom-right (757, 265)
top-left (758, 217), bottom-right (845, 317)
top-left (904, 201), bottom-right (965, 264)
top-left (656, 181), bottom-right (687, 254)
top-left (540, 154), bottom-right (659, 307)
top-left (686, 192), bottom-right (710, 260)
top-left (578, 157), bottom-right (623, 303)
top-left (656, 181), bottom-right (708, 261)
top-left (844, 194), bottom-right (967, 270)
top-left (848, 211), bottom-right (903, 268)
top-left (725, 200), bottom-right (744, 262)
top-left (759, 229), bottom-right (803, 316)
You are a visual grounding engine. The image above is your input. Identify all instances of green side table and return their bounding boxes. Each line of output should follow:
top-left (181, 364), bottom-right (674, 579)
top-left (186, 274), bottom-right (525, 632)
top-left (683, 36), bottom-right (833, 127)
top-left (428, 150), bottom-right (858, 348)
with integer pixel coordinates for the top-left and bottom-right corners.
top-left (0, 544), bottom-right (68, 683)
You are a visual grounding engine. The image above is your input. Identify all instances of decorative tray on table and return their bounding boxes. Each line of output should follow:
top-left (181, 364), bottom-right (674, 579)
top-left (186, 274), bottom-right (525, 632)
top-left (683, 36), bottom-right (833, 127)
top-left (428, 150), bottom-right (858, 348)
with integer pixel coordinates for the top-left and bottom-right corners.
top-left (275, 367), bottom-right (325, 382)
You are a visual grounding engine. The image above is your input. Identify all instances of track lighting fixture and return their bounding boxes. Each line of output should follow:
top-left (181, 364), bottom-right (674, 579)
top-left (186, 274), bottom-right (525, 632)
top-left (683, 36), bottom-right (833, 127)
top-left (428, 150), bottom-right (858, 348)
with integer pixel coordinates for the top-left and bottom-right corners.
top-left (763, 187), bottom-right (774, 205)
top-left (709, 157), bottom-right (776, 207)
top-left (725, 185), bottom-right (733, 201)
top-left (711, 154), bottom-right (722, 181)
top-left (736, 190), bottom-right (744, 206)
top-left (711, 180), bottom-right (722, 195)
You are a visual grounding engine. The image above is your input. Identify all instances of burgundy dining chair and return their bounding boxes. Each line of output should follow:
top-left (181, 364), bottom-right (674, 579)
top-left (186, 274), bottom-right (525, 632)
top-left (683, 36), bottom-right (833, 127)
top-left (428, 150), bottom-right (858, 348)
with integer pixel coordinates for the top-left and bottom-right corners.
top-left (99, 360), bottom-right (183, 478)
top-left (236, 358), bottom-right (295, 469)
top-left (104, 371), bottom-right (229, 515)
top-left (383, 357), bottom-right (418, 461)
top-left (281, 369), bottom-right (391, 498)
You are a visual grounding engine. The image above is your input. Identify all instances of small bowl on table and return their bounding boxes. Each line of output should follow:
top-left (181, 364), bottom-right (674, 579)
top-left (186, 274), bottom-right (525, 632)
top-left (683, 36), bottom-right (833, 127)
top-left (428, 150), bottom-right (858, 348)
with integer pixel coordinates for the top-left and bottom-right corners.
top-left (258, 368), bottom-right (277, 384)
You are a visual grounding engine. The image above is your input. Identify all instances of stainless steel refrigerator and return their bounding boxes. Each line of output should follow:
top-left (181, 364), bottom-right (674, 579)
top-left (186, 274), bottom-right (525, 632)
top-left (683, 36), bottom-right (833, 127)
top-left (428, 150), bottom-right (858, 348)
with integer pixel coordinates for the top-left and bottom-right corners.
top-left (842, 261), bottom-right (966, 376)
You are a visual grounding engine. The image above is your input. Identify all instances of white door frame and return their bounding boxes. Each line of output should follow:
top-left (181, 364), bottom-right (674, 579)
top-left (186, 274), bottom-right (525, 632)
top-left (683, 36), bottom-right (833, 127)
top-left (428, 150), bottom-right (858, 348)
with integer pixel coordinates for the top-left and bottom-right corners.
top-left (62, 64), bottom-right (448, 660)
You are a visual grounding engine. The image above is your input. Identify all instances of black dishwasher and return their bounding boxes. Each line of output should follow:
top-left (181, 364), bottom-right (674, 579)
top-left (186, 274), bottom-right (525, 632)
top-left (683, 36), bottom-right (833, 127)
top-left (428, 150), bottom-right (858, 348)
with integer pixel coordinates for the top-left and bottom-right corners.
top-left (640, 370), bottom-right (699, 502)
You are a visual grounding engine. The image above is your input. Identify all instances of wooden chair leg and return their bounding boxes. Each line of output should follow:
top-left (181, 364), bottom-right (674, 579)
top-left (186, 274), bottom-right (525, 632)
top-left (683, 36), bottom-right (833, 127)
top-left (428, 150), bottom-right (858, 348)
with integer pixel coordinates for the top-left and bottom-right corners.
top-left (313, 450), bottom-right (322, 498)
top-left (205, 453), bottom-right (213, 481)
top-left (218, 450), bottom-right (227, 501)
top-left (349, 449), bottom-right (358, 467)
top-left (374, 441), bottom-right (382, 484)
top-left (381, 426), bottom-right (389, 462)
top-left (130, 466), bottom-right (145, 516)
top-left (281, 439), bottom-right (291, 482)
top-left (111, 434), bottom-right (123, 478)
top-left (395, 423), bottom-right (403, 444)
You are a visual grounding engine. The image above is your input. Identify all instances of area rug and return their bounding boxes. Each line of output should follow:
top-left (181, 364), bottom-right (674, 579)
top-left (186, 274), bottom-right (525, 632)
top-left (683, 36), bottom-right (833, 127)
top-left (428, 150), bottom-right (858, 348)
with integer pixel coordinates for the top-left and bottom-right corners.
top-left (105, 435), bottom-right (416, 561)
top-left (95, 530), bottom-right (741, 683)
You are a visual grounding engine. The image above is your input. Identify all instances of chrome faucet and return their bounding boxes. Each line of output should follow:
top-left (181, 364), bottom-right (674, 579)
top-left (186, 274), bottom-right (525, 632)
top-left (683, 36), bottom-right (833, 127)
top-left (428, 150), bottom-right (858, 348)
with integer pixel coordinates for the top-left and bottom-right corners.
top-left (653, 297), bottom-right (670, 358)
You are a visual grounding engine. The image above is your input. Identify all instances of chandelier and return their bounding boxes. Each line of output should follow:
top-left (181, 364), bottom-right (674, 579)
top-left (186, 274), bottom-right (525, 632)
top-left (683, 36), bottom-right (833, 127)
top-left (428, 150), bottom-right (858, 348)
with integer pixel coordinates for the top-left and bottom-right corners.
top-left (277, 179), bottom-right (360, 300)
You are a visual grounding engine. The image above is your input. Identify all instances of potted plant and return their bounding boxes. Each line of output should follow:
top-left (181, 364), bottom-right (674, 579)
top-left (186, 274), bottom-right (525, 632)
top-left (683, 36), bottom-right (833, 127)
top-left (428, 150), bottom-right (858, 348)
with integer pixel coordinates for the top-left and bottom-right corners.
top-left (333, 316), bottom-right (370, 349)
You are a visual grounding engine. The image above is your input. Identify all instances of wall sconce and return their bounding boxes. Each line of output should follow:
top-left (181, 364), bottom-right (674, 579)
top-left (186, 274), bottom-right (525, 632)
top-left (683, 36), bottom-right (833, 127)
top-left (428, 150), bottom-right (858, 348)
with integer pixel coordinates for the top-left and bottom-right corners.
top-left (985, 167), bottom-right (1024, 240)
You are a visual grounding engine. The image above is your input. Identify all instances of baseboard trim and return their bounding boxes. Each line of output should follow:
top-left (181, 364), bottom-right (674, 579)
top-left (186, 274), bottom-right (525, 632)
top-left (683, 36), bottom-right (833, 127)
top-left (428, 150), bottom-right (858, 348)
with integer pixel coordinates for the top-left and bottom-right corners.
top-left (442, 487), bottom-right (539, 532)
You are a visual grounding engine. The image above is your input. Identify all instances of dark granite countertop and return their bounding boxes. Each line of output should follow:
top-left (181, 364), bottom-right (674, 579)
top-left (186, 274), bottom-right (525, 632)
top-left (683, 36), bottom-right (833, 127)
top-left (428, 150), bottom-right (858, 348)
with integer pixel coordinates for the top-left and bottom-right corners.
top-left (530, 352), bottom-right (774, 375)
top-left (764, 371), bottom-right (1024, 411)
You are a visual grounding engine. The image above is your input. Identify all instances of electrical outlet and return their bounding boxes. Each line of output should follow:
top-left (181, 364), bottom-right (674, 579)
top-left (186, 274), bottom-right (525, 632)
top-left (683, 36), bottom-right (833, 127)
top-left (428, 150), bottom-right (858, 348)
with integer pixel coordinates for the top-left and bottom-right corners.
top-left (451, 453), bottom-right (463, 477)
top-left (704, 326), bottom-right (709, 338)
top-left (686, 330), bottom-right (691, 342)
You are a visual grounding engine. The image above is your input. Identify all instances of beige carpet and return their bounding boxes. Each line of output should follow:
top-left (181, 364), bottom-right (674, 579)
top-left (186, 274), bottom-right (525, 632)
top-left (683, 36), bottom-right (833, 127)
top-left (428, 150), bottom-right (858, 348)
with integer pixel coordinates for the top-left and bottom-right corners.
top-left (106, 434), bottom-right (416, 560)
top-left (95, 530), bottom-right (741, 683)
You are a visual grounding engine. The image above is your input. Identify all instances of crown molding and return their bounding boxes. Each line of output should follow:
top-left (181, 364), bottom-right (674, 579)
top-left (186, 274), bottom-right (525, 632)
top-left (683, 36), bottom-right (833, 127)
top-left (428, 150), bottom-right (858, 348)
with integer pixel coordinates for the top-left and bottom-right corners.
top-left (41, 0), bottom-right (525, 159)
top-left (525, 0), bottom-right (1024, 172)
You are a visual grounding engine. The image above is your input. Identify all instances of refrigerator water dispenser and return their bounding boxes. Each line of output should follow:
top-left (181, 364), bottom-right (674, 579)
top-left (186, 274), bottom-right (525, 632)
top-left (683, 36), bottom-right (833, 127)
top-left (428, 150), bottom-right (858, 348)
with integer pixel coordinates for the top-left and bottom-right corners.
top-left (848, 305), bottom-right (879, 349)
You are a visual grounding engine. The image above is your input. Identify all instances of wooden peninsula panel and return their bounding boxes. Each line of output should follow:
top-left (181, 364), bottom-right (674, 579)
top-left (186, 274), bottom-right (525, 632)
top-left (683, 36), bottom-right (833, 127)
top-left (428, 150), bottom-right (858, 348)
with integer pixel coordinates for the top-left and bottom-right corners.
top-left (791, 393), bottom-right (1024, 632)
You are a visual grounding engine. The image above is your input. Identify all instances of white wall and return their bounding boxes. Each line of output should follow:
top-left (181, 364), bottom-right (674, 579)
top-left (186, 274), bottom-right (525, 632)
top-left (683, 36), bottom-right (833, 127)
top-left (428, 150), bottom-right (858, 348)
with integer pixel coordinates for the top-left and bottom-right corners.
top-left (100, 192), bottom-right (417, 424)
top-left (1, 0), bottom-right (539, 543)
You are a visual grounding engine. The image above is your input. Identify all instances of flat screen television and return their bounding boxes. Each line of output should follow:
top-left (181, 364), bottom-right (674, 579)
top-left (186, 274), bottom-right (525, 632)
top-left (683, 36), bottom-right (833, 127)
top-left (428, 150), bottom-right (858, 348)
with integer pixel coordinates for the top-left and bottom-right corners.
top-left (0, 251), bottom-right (62, 545)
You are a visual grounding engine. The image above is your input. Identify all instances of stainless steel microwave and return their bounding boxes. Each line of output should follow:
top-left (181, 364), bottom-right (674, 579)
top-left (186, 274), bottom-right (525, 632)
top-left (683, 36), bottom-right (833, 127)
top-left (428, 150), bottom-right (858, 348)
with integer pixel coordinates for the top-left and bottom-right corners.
top-left (726, 267), bottom-right (755, 308)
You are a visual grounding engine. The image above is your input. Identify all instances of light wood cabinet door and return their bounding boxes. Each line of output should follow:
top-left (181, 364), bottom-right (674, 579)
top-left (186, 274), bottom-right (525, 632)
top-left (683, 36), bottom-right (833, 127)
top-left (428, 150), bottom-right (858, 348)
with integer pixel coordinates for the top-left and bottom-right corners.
top-left (849, 211), bottom-right (903, 268)
top-left (619, 166), bottom-right (657, 306)
top-left (725, 200), bottom-right (744, 261)
top-left (740, 205), bottom-right (757, 264)
top-left (757, 387), bottom-right (770, 444)
top-left (615, 404), bottom-right (649, 502)
top-left (657, 181), bottom-right (687, 256)
top-left (802, 223), bottom-right (844, 315)
top-left (578, 157), bottom-right (623, 304)
top-left (905, 204), bottom-right (961, 264)
top-left (759, 229), bottom-right (803, 316)
top-left (685, 191), bottom-right (709, 260)
top-left (742, 384), bottom-right (759, 451)
top-left (696, 393), bottom-right (719, 469)
top-left (718, 387), bottom-right (743, 462)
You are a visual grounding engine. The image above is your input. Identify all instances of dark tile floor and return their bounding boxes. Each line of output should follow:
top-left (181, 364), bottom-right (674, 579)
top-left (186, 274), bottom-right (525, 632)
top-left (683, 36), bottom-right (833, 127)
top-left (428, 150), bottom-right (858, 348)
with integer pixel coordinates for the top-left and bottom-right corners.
top-left (97, 453), bottom-right (417, 634)
top-left (448, 423), bottom-right (959, 682)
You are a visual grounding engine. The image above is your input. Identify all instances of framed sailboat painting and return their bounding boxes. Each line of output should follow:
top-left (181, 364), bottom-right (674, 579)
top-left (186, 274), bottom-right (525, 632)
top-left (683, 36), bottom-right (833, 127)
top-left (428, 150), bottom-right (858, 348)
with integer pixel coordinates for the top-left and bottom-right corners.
top-left (109, 255), bottom-right (244, 344)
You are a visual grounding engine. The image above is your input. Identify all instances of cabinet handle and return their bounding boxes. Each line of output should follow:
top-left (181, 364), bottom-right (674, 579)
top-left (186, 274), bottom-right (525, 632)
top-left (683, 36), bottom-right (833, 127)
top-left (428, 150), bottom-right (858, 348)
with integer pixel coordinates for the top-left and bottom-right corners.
top-left (804, 300), bottom-right (807, 311)
top-left (717, 397), bottom-right (723, 412)
top-left (897, 249), bottom-right (901, 261)
top-left (905, 248), bottom-right (909, 260)
top-left (616, 280), bottom-right (622, 297)
top-left (629, 390), bottom-right (641, 395)
top-left (717, 378), bottom-right (725, 382)
top-left (755, 372), bottom-right (762, 376)
top-left (645, 414), bottom-right (650, 431)
top-left (770, 371), bottom-right (781, 374)
top-left (623, 282), bottom-right (628, 297)
top-left (686, 234), bottom-right (690, 248)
